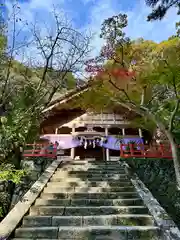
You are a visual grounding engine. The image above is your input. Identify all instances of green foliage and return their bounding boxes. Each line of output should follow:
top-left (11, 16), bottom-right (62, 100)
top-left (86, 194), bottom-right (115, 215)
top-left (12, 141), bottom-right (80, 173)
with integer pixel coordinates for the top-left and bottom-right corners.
top-left (129, 116), bottom-right (156, 132)
top-left (0, 31), bottom-right (79, 184)
top-left (100, 13), bottom-right (129, 44)
top-left (146, 0), bottom-right (180, 21)
top-left (81, 36), bottom-right (180, 132)
top-left (146, 0), bottom-right (180, 37)
top-left (0, 34), bottom-right (6, 55)
top-left (0, 79), bottom-right (43, 180)
top-left (0, 163), bottom-right (27, 184)
top-left (0, 3), bottom-right (90, 192)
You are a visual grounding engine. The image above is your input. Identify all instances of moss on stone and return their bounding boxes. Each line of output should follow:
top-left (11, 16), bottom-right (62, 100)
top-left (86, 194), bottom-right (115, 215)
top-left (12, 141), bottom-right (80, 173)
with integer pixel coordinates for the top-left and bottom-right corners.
top-left (126, 158), bottom-right (180, 228)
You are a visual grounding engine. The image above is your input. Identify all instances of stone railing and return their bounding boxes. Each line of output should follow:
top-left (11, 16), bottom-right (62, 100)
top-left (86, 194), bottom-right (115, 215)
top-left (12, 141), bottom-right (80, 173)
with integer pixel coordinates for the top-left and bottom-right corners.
top-left (0, 157), bottom-right (65, 239)
top-left (123, 162), bottom-right (180, 240)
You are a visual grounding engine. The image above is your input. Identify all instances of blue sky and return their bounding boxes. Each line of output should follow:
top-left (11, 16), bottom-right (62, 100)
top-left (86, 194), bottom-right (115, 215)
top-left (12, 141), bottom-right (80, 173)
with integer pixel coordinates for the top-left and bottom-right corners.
top-left (5, 0), bottom-right (179, 60)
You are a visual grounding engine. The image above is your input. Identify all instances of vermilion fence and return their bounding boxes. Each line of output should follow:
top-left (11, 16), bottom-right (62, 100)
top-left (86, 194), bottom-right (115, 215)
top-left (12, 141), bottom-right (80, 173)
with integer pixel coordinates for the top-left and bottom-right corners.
top-left (22, 143), bottom-right (180, 160)
top-left (23, 144), bottom-right (57, 158)
top-left (120, 144), bottom-right (180, 159)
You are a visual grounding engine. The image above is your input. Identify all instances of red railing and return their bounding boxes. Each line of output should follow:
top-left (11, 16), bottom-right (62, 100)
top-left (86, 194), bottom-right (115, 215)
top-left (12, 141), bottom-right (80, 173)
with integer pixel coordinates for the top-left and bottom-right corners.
top-left (120, 143), bottom-right (180, 159)
top-left (23, 144), bottom-right (57, 158)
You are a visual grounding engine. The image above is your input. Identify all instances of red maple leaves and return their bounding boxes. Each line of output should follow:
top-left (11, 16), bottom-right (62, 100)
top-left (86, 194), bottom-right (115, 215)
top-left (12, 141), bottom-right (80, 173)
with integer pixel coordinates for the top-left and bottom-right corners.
top-left (111, 68), bottom-right (135, 78)
top-left (85, 60), bottom-right (135, 80)
top-left (85, 44), bottom-right (135, 80)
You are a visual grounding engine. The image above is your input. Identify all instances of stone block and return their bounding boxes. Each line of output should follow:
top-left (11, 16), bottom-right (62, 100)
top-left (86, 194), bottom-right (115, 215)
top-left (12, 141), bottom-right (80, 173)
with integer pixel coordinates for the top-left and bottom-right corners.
top-left (43, 186), bottom-right (75, 193)
top-left (23, 216), bottom-right (52, 226)
top-left (57, 227), bottom-right (127, 240)
top-left (35, 198), bottom-right (70, 206)
top-left (116, 215), bottom-right (154, 226)
top-left (29, 171), bottom-right (40, 181)
top-left (40, 192), bottom-right (68, 199)
top-left (15, 227), bottom-right (58, 238)
top-left (82, 215), bottom-right (117, 226)
top-left (126, 227), bottom-right (160, 240)
top-left (30, 206), bottom-right (65, 216)
top-left (52, 216), bottom-right (82, 226)
top-left (70, 199), bottom-right (111, 206)
top-left (21, 160), bottom-right (35, 170)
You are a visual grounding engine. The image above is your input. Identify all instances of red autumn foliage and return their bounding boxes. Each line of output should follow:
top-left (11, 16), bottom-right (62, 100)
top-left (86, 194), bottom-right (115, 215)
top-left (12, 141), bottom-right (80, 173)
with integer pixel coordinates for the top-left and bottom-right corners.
top-left (85, 43), bottom-right (136, 80)
top-left (85, 61), bottom-right (135, 79)
top-left (111, 68), bottom-right (135, 78)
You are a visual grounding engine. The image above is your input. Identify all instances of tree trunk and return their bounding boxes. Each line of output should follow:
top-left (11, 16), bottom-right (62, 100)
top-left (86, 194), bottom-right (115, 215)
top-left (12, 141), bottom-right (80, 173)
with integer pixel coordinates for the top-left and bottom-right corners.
top-left (13, 146), bottom-right (22, 170)
top-left (164, 129), bottom-right (180, 189)
top-left (109, 98), bottom-right (180, 189)
top-left (150, 117), bottom-right (180, 189)
top-left (137, 108), bottom-right (180, 189)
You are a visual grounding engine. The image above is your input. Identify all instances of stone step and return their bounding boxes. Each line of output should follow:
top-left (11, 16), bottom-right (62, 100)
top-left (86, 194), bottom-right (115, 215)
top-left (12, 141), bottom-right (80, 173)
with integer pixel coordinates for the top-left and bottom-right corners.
top-left (40, 191), bottom-right (139, 200)
top-left (67, 165), bottom-right (124, 170)
top-left (35, 198), bottom-right (143, 207)
top-left (71, 160), bottom-right (120, 163)
top-left (46, 180), bottom-right (133, 188)
top-left (69, 163), bottom-right (123, 168)
top-left (51, 176), bottom-right (129, 182)
top-left (61, 164), bottom-right (125, 169)
top-left (52, 172), bottom-right (128, 178)
top-left (43, 186), bottom-right (135, 194)
top-left (50, 176), bottom-right (131, 183)
top-left (14, 226), bottom-right (160, 239)
top-left (14, 227), bottom-right (58, 239)
top-left (61, 163), bottom-right (123, 167)
top-left (23, 214), bottom-right (155, 227)
top-left (13, 239), bottom-right (57, 240)
top-left (57, 169), bottom-right (126, 174)
top-left (29, 206), bottom-right (148, 216)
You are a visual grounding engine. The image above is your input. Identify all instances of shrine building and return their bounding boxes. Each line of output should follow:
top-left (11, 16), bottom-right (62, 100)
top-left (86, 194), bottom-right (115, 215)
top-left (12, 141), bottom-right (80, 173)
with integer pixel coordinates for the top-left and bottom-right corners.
top-left (40, 83), bottom-right (152, 161)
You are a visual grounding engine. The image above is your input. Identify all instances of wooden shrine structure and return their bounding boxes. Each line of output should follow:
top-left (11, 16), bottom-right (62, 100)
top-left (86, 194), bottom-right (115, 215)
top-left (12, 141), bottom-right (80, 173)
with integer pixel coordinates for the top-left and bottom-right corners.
top-left (23, 81), bottom-right (175, 160)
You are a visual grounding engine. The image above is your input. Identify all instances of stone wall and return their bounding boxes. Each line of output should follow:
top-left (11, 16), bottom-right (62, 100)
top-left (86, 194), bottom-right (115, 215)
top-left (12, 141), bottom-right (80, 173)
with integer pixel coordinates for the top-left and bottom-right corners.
top-left (10, 157), bottom-right (54, 208)
top-left (0, 156), bottom-right (54, 218)
top-left (126, 158), bottom-right (180, 228)
top-left (0, 180), bottom-right (12, 220)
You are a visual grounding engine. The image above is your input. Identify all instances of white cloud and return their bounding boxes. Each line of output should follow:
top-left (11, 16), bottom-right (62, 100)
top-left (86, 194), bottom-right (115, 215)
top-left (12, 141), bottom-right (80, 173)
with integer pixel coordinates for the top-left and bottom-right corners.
top-left (81, 0), bottom-right (119, 57)
top-left (125, 0), bottom-right (179, 42)
top-left (5, 0), bottom-right (179, 63)
top-left (83, 0), bottom-right (178, 57)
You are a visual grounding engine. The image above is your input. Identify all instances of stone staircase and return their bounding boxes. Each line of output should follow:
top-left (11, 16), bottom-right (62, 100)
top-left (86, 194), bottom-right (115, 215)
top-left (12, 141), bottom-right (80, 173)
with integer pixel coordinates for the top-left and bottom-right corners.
top-left (12, 160), bottom-right (162, 239)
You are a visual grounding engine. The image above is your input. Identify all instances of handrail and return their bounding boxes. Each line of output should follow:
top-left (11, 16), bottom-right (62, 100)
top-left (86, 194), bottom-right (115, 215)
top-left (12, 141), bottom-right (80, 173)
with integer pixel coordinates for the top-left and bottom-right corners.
top-left (120, 143), bottom-right (180, 159)
top-left (23, 144), bottom-right (57, 158)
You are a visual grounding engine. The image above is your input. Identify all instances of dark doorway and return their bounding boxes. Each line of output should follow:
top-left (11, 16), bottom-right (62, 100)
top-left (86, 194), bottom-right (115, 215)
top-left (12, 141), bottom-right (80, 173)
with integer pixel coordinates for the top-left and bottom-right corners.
top-left (109, 149), bottom-right (120, 157)
top-left (75, 146), bottom-right (104, 161)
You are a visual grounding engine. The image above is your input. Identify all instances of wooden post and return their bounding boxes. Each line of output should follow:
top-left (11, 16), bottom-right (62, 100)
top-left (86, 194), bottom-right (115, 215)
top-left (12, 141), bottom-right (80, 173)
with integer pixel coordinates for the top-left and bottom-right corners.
top-left (32, 141), bottom-right (36, 154)
top-left (138, 128), bottom-right (143, 138)
top-left (130, 144), bottom-right (134, 157)
top-left (105, 127), bottom-right (110, 161)
top-left (71, 127), bottom-right (75, 159)
top-left (120, 144), bottom-right (123, 158)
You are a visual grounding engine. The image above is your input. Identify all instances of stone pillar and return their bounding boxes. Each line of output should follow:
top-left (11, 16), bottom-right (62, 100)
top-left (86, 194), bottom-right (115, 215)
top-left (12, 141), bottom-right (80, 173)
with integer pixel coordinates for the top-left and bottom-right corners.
top-left (122, 128), bottom-right (125, 136)
top-left (55, 128), bottom-right (58, 134)
top-left (138, 128), bottom-right (143, 138)
top-left (71, 127), bottom-right (75, 159)
top-left (105, 127), bottom-right (110, 161)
